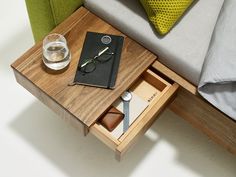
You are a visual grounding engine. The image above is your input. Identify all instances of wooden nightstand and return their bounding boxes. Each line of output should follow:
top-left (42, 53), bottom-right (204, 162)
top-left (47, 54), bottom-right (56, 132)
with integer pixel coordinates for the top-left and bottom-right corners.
top-left (11, 7), bottom-right (179, 160)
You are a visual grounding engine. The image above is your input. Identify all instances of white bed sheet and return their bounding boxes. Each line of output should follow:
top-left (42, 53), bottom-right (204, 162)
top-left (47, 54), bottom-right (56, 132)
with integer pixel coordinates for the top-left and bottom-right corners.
top-left (198, 0), bottom-right (236, 120)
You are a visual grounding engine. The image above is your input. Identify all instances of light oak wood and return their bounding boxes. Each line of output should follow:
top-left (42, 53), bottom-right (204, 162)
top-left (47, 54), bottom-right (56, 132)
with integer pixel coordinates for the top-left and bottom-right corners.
top-left (116, 83), bottom-right (179, 160)
top-left (152, 60), bottom-right (197, 95)
top-left (152, 60), bottom-right (236, 154)
top-left (90, 69), bottom-right (179, 160)
top-left (119, 70), bottom-right (171, 142)
top-left (90, 123), bottom-right (120, 150)
top-left (11, 7), bottom-right (156, 128)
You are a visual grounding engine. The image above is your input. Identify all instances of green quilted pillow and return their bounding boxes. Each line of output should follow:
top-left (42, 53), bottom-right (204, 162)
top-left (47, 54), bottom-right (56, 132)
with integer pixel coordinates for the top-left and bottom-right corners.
top-left (140, 0), bottom-right (196, 35)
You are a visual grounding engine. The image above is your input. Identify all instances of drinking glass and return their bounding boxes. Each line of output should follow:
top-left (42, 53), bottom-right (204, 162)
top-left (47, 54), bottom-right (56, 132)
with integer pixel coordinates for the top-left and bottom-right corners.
top-left (42, 33), bottom-right (71, 70)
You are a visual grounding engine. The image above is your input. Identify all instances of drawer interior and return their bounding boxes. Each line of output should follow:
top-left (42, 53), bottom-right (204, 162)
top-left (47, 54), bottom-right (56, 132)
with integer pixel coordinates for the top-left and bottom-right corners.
top-left (90, 69), bottom-right (178, 160)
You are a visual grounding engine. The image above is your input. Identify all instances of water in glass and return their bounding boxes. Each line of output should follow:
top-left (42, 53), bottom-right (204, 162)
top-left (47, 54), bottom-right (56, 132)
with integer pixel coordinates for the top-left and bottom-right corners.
top-left (43, 34), bottom-right (71, 70)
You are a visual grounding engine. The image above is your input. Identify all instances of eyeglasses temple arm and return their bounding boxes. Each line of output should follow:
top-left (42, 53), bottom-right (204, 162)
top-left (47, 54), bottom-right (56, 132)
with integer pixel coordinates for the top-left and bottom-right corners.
top-left (80, 59), bottom-right (93, 68)
top-left (97, 47), bottom-right (109, 57)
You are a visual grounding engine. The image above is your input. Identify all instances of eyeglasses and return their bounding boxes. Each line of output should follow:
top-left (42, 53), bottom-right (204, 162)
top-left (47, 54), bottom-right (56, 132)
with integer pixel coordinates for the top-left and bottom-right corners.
top-left (79, 47), bottom-right (114, 73)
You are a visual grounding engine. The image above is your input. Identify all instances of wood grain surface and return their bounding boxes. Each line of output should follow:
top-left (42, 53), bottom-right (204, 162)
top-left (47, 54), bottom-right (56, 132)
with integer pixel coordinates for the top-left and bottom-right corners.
top-left (11, 7), bottom-right (156, 127)
top-left (170, 88), bottom-right (236, 154)
top-left (152, 60), bottom-right (236, 154)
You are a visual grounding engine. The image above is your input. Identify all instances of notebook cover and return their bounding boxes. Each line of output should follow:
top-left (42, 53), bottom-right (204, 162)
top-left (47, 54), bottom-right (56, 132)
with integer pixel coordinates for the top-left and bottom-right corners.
top-left (73, 32), bottom-right (124, 89)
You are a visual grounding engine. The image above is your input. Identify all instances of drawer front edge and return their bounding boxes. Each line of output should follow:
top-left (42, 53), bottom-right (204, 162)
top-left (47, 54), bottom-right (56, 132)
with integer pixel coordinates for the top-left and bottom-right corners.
top-left (115, 83), bottom-right (179, 160)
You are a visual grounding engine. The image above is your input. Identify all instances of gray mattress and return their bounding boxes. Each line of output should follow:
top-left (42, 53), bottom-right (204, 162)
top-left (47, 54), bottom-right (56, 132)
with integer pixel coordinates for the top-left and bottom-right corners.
top-left (84, 0), bottom-right (224, 85)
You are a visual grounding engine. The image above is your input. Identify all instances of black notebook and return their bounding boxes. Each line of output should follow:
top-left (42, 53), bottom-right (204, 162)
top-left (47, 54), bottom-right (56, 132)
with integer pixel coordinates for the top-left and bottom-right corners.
top-left (72, 32), bottom-right (124, 89)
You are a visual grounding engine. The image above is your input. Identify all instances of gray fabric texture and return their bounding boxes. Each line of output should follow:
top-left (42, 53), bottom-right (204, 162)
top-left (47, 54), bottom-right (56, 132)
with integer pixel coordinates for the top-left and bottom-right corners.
top-left (198, 0), bottom-right (236, 120)
top-left (84, 0), bottom-right (224, 85)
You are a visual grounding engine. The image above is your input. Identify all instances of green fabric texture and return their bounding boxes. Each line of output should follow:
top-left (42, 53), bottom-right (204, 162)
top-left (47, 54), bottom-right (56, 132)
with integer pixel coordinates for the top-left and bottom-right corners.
top-left (25, 0), bottom-right (83, 42)
top-left (140, 0), bottom-right (195, 35)
top-left (50, 0), bottom-right (83, 25)
top-left (25, 0), bottom-right (56, 42)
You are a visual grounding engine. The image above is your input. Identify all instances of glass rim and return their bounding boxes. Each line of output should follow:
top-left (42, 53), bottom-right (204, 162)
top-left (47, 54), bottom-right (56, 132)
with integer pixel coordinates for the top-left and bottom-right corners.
top-left (43, 33), bottom-right (67, 51)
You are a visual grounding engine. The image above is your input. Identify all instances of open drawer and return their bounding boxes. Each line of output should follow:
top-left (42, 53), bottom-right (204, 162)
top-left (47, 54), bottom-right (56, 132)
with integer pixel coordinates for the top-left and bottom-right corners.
top-left (11, 7), bottom-right (179, 162)
top-left (90, 69), bottom-right (179, 160)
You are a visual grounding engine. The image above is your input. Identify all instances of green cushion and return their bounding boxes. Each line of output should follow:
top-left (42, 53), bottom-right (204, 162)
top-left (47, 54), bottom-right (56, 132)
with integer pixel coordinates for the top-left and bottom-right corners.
top-left (25, 0), bottom-right (83, 42)
top-left (26, 0), bottom-right (56, 42)
top-left (50, 0), bottom-right (83, 25)
top-left (140, 0), bottom-right (195, 35)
